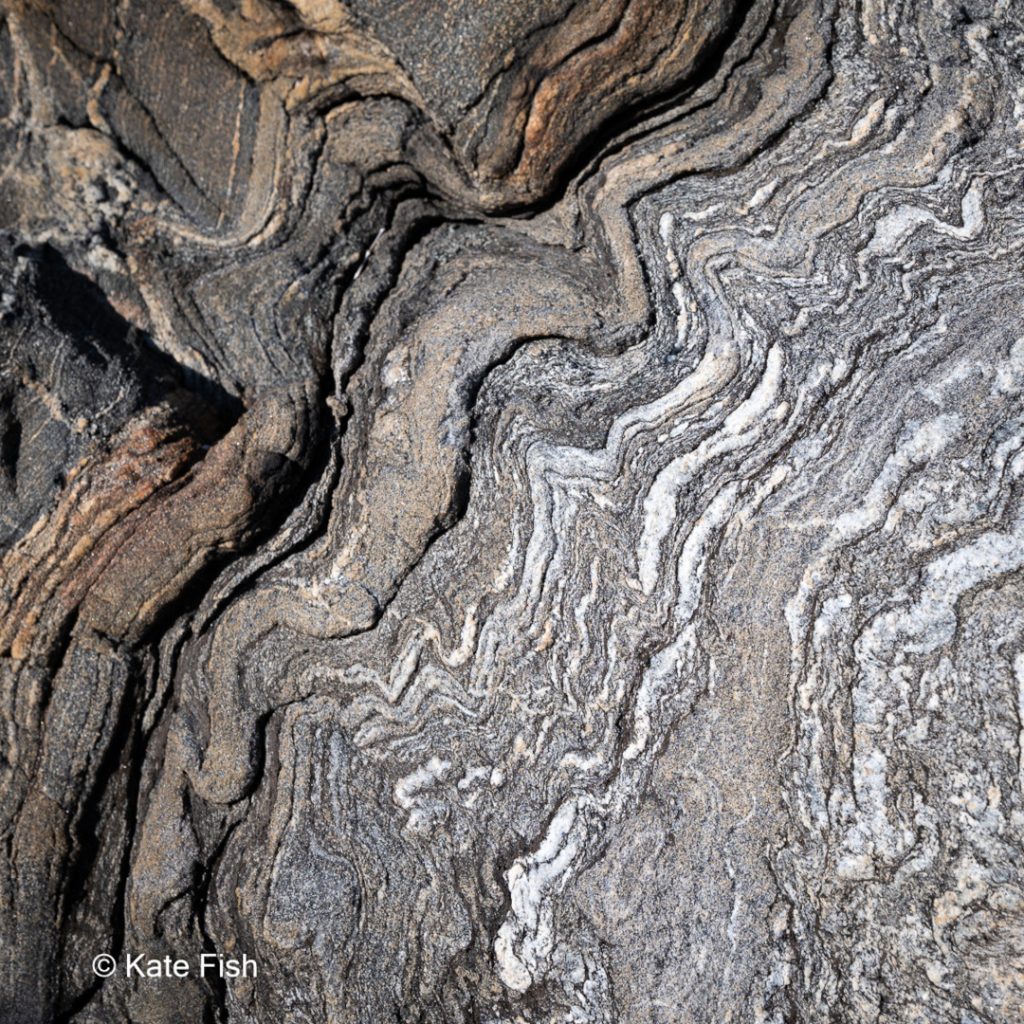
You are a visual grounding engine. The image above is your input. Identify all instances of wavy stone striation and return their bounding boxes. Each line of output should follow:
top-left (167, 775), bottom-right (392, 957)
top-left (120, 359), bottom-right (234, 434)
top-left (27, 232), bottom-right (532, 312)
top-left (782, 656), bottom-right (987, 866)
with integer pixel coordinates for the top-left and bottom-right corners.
top-left (1, 0), bottom-right (1022, 1021)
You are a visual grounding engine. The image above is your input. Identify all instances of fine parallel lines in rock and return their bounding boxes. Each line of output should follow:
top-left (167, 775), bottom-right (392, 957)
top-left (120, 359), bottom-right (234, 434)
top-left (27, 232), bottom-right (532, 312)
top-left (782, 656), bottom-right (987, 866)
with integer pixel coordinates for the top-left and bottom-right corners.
top-left (1, 0), bottom-right (1022, 1022)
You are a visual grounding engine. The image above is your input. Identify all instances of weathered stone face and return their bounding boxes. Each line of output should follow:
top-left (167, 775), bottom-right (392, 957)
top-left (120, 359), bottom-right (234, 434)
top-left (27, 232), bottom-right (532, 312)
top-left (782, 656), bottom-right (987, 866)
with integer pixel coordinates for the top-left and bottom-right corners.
top-left (2, 1), bottom-right (1023, 1022)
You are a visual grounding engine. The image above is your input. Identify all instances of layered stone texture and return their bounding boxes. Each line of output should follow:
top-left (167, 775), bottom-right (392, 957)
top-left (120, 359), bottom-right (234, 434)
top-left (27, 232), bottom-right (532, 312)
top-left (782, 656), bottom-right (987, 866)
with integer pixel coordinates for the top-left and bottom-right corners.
top-left (1, 0), bottom-right (1022, 1022)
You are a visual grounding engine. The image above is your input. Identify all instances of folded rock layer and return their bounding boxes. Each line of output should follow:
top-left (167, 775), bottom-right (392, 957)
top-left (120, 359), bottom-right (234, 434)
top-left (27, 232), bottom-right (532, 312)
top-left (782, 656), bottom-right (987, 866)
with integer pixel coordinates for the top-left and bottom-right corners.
top-left (1, 0), bottom-right (1022, 1021)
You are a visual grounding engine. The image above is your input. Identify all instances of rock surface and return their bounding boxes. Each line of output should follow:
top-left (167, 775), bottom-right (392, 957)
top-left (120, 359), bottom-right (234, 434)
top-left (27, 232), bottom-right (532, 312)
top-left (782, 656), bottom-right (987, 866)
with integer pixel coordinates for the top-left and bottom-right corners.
top-left (1, 0), bottom-right (1023, 1021)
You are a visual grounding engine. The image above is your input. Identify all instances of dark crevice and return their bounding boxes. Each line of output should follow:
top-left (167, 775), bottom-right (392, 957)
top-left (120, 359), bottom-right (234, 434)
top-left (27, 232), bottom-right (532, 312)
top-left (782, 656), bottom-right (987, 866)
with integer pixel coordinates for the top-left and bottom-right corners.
top-left (187, 201), bottom-right (450, 647)
top-left (0, 401), bottom-right (19, 482)
top-left (53, 649), bottom-right (148, 1023)
top-left (192, 811), bottom-right (240, 1024)
top-left (15, 241), bottom-right (243, 425)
